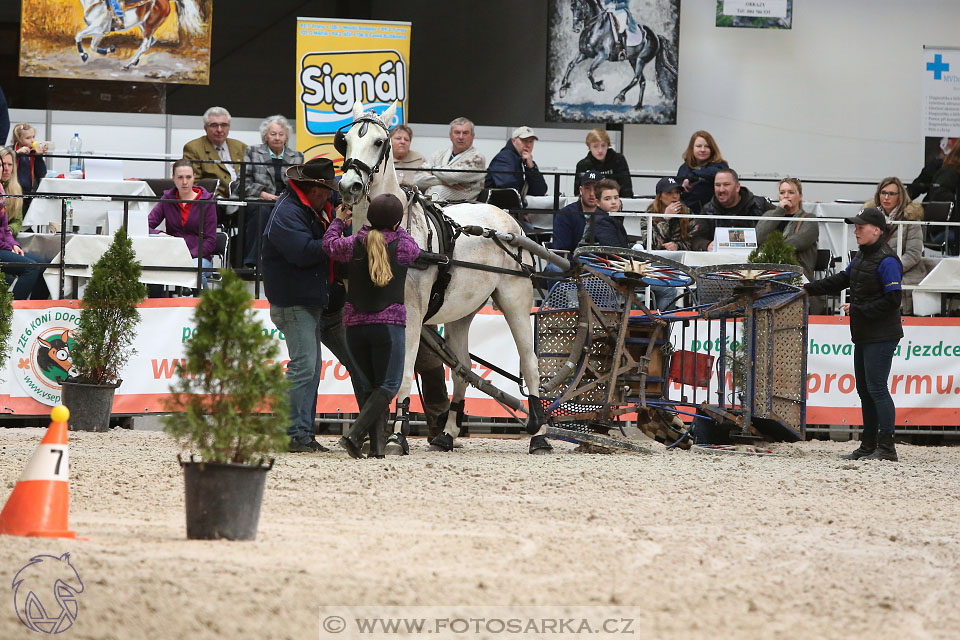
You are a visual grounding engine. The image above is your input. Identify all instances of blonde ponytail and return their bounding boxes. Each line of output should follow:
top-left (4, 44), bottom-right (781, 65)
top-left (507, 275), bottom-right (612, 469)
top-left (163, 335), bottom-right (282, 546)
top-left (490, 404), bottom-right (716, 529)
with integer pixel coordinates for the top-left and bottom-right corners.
top-left (365, 228), bottom-right (394, 287)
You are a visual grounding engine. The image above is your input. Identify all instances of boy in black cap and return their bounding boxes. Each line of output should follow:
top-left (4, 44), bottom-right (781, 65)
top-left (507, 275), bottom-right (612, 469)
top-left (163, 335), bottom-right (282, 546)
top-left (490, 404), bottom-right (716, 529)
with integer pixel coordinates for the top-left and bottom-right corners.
top-left (804, 207), bottom-right (903, 461)
top-left (553, 169), bottom-right (602, 253)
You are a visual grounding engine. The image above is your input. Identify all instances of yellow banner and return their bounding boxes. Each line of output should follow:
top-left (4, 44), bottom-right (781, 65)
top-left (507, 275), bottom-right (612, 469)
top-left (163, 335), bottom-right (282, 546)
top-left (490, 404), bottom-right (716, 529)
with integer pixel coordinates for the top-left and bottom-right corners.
top-left (295, 18), bottom-right (411, 169)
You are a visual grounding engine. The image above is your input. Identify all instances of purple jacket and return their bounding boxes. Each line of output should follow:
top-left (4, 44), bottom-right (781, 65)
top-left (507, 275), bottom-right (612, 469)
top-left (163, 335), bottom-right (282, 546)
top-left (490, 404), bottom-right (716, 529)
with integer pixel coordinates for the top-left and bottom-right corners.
top-left (148, 186), bottom-right (217, 259)
top-left (0, 184), bottom-right (16, 251)
top-left (322, 218), bottom-right (420, 326)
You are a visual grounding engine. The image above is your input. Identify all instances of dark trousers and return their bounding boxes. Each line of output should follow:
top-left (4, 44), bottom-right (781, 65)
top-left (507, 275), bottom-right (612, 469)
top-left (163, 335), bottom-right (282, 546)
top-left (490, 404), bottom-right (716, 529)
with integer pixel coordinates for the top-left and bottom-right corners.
top-left (346, 323), bottom-right (405, 407)
top-left (243, 202), bottom-right (272, 267)
top-left (853, 340), bottom-right (899, 435)
top-left (0, 250), bottom-right (50, 299)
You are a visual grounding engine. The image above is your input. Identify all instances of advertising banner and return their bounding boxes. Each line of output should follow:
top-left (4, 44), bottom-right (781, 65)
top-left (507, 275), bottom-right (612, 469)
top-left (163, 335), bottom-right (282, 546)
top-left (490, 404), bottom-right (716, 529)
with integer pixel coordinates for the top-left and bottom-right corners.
top-left (716, 0), bottom-right (792, 29)
top-left (921, 46), bottom-right (960, 167)
top-left (4, 302), bottom-right (960, 427)
top-left (295, 17), bottom-right (411, 165)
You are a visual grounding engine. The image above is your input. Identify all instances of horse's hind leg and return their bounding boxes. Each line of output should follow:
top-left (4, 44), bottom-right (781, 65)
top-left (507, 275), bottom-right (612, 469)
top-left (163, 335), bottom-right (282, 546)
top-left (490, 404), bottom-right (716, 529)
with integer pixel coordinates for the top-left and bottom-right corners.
top-left (491, 280), bottom-right (552, 455)
top-left (429, 314), bottom-right (476, 452)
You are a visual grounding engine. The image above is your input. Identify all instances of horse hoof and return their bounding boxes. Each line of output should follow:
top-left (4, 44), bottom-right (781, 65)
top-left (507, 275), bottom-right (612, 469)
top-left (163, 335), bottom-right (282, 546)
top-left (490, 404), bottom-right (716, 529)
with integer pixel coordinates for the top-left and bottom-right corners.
top-left (385, 433), bottom-right (409, 456)
top-left (428, 432), bottom-right (454, 452)
top-left (529, 435), bottom-right (553, 455)
top-left (614, 95), bottom-right (626, 105)
top-left (80, 53), bottom-right (88, 63)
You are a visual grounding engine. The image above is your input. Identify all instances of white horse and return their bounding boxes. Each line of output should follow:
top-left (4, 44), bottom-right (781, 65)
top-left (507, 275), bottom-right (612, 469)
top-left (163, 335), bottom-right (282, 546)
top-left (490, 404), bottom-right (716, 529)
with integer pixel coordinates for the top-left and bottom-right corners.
top-left (337, 101), bottom-right (551, 455)
top-left (75, 0), bottom-right (204, 70)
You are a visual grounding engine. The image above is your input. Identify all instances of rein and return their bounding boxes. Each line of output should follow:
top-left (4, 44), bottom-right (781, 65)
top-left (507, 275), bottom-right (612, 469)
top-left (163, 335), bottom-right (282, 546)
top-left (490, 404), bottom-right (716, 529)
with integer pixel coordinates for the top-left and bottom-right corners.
top-left (338, 114), bottom-right (392, 199)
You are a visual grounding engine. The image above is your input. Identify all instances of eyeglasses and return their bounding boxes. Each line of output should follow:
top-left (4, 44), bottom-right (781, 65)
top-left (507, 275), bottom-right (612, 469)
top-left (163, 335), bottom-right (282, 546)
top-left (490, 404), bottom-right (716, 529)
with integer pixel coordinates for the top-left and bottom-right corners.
top-left (206, 122), bottom-right (230, 129)
top-left (879, 190), bottom-right (899, 198)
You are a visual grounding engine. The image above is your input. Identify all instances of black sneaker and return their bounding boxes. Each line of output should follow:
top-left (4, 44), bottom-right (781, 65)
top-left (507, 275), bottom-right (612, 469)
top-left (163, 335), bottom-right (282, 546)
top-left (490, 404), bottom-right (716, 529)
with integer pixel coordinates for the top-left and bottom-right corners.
top-left (288, 439), bottom-right (329, 453)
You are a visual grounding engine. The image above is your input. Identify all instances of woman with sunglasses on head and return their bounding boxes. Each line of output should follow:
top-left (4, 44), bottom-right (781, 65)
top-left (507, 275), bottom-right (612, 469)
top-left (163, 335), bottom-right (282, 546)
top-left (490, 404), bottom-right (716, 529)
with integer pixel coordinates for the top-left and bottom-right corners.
top-left (860, 177), bottom-right (926, 315)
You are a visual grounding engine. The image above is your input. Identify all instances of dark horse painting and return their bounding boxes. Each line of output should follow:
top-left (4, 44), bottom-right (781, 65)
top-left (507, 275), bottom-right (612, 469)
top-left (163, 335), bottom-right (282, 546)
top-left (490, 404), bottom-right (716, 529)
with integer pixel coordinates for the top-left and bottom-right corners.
top-left (548, 0), bottom-right (679, 124)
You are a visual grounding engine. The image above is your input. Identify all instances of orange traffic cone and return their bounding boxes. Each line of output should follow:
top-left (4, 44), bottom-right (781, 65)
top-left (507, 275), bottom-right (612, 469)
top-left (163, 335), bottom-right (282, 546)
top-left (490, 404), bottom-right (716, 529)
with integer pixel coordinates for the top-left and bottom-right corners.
top-left (0, 406), bottom-right (79, 539)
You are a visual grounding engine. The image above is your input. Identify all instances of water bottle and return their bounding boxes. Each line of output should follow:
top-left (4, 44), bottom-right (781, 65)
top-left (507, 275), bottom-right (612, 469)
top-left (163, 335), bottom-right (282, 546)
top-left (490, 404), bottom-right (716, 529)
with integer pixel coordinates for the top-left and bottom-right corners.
top-left (64, 200), bottom-right (74, 233)
top-left (68, 133), bottom-right (83, 176)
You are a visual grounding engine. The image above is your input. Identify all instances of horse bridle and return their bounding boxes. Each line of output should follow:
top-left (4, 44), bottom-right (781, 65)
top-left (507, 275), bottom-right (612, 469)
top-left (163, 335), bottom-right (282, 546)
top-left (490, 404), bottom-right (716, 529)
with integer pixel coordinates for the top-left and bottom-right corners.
top-left (334, 113), bottom-right (392, 195)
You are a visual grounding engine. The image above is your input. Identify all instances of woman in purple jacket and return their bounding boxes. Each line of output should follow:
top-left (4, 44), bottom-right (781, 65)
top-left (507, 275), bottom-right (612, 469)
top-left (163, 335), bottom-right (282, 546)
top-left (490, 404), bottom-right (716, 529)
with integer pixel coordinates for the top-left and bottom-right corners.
top-left (323, 193), bottom-right (420, 459)
top-left (148, 159), bottom-right (217, 286)
top-left (0, 183), bottom-right (49, 299)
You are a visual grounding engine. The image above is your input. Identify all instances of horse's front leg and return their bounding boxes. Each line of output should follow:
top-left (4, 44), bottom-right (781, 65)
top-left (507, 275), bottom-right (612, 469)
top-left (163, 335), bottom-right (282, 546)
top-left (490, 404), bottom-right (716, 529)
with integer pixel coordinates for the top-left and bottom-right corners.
top-left (384, 312), bottom-right (423, 456)
top-left (559, 52), bottom-right (587, 97)
top-left (586, 55), bottom-right (606, 92)
top-left (75, 22), bottom-right (103, 62)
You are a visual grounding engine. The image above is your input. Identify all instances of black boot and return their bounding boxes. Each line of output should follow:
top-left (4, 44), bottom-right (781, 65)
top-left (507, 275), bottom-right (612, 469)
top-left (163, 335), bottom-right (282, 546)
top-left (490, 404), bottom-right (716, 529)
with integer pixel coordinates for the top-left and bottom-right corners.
top-left (863, 432), bottom-right (898, 461)
top-left (367, 410), bottom-right (386, 459)
top-left (339, 389), bottom-right (393, 459)
top-left (842, 425), bottom-right (877, 460)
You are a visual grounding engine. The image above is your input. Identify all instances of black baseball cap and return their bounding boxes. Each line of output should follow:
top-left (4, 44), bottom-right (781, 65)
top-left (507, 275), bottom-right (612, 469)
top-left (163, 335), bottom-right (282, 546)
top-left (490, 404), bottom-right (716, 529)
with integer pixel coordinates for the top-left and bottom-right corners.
top-left (845, 207), bottom-right (887, 230)
top-left (656, 176), bottom-right (681, 194)
top-left (579, 169), bottom-right (601, 185)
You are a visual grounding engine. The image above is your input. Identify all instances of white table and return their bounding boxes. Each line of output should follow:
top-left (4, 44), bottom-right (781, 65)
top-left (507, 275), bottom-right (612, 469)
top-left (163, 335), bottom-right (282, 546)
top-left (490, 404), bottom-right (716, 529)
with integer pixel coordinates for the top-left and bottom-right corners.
top-left (23, 178), bottom-right (156, 230)
top-left (35, 235), bottom-right (199, 299)
top-left (912, 258), bottom-right (960, 316)
top-left (644, 249), bottom-right (754, 267)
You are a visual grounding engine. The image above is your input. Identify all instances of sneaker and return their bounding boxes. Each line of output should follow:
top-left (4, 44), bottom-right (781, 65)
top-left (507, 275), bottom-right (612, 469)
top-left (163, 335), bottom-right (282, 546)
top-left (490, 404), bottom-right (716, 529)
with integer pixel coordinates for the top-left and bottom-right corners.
top-left (288, 438), bottom-right (329, 453)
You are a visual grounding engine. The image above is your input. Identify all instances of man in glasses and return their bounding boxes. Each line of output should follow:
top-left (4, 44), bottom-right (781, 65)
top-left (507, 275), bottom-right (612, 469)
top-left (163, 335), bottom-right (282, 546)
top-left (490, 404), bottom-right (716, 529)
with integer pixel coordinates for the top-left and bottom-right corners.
top-left (183, 106), bottom-right (248, 199)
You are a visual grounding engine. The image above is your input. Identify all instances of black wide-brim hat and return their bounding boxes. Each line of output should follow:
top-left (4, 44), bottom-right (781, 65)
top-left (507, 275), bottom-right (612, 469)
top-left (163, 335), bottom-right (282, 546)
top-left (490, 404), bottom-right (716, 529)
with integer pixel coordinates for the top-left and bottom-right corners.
top-left (285, 157), bottom-right (336, 189)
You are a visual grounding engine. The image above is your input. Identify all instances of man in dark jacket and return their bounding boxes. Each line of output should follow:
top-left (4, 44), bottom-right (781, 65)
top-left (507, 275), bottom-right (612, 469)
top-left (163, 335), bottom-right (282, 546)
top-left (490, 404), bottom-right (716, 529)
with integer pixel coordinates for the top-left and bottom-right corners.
top-left (553, 170), bottom-right (601, 252)
top-left (484, 126), bottom-right (548, 198)
top-left (262, 158), bottom-right (359, 452)
top-left (697, 168), bottom-right (774, 249)
top-left (583, 178), bottom-right (629, 247)
top-left (804, 208), bottom-right (903, 462)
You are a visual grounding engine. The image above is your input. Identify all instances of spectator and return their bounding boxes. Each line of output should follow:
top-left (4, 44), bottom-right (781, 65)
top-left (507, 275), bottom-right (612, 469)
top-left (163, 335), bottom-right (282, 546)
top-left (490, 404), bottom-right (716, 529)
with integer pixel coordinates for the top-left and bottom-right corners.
top-left (677, 130), bottom-right (728, 214)
top-left (260, 158), bottom-right (343, 453)
top-left (553, 169), bottom-right (601, 253)
top-left (0, 183), bottom-right (49, 299)
top-left (573, 128), bottom-right (633, 197)
top-left (643, 176), bottom-right (703, 250)
top-left (484, 126), bottom-right (548, 198)
top-left (908, 136), bottom-right (957, 200)
top-left (582, 178), bottom-right (628, 247)
top-left (147, 159), bottom-right (217, 288)
top-left (0, 86), bottom-right (8, 150)
top-left (390, 125), bottom-right (424, 188)
top-left (182, 106), bottom-right (247, 199)
top-left (0, 147), bottom-right (23, 235)
top-left (861, 177), bottom-right (926, 315)
top-left (700, 168), bottom-right (774, 248)
top-left (241, 115), bottom-right (304, 267)
top-left (414, 117), bottom-right (485, 201)
top-left (11, 123), bottom-right (47, 212)
top-left (926, 142), bottom-right (960, 205)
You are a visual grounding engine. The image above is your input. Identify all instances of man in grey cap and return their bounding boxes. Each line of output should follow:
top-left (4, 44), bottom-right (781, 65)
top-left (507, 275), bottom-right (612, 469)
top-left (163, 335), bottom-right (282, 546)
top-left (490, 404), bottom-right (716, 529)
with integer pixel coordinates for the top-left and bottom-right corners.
top-left (484, 125), bottom-right (548, 197)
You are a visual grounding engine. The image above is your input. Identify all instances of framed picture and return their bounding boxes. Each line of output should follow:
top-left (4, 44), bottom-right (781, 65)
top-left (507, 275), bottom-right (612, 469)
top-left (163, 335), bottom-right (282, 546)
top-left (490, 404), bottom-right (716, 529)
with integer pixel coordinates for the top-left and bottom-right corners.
top-left (546, 0), bottom-right (681, 124)
top-left (716, 0), bottom-right (793, 30)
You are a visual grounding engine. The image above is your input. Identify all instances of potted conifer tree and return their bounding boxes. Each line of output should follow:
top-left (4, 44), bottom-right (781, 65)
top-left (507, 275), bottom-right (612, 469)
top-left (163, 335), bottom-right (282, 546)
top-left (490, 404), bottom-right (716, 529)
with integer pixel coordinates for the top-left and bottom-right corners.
top-left (61, 228), bottom-right (147, 431)
top-left (163, 269), bottom-right (288, 541)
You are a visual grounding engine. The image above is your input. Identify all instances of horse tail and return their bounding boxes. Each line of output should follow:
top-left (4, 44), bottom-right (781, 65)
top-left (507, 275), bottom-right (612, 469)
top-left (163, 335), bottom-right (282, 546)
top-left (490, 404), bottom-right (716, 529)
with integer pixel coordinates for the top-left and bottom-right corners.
top-left (174, 0), bottom-right (204, 35)
top-left (654, 33), bottom-right (678, 100)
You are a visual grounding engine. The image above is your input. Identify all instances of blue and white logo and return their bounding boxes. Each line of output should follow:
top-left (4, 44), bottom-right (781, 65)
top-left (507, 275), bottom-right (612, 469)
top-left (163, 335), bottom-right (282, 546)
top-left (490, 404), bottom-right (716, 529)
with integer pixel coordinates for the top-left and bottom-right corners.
top-left (927, 54), bottom-right (950, 80)
top-left (12, 553), bottom-right (84, 634)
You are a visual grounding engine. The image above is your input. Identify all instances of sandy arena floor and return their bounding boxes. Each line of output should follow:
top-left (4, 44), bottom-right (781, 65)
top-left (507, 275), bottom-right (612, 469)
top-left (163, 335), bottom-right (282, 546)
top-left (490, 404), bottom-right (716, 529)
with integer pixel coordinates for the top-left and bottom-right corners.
top-left (1, 428), bottom-right (959, 640)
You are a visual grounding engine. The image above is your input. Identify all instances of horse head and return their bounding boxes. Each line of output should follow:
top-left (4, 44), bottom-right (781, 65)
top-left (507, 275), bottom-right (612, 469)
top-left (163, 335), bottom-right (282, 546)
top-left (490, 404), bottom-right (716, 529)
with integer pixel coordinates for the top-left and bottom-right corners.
top-left (337, 100), bottom-right (398, 207)
top-left (13, 553), bottom-right (84, 633)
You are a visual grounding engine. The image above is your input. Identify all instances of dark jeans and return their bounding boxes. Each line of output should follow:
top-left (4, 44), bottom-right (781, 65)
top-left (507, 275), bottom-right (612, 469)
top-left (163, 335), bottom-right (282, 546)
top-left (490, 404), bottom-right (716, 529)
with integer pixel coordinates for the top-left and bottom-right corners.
top-left (346, 323), bottom-right (405, 407)
top-left (243, 202), bottom-right (272, 267)
top-left (0, 250), bottom-right (50, 299)
top-left (853, 340), bottom-right (899, 435)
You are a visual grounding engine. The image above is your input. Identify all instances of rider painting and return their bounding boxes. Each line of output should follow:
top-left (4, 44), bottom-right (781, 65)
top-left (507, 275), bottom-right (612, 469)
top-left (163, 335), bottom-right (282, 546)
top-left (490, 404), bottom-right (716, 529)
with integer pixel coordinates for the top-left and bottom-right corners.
top-left (604, 0), bottom-right (638, 61)
top-left (108, 0), bottom-right (125, 30)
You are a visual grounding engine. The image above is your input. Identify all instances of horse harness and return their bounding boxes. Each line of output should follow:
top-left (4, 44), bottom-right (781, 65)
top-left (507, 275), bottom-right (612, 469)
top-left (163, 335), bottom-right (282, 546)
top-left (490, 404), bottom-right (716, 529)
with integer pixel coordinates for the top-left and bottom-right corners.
top-left (334, 114), bottom-right (392, 198)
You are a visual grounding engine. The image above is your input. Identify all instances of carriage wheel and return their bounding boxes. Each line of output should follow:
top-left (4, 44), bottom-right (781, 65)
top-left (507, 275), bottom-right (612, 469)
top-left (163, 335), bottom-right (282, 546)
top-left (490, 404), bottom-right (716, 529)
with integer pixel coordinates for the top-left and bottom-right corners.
top-left (695, 262), bottom-right (802, 283)
top-left (573, 246), bottom-right (695, 288)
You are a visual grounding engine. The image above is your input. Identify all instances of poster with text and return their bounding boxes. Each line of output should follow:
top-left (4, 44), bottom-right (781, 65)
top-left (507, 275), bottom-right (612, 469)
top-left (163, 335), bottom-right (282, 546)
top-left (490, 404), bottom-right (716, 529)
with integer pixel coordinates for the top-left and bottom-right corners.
top-left (295, 18), bottom-right (411, 169)
top-left (921, 46), bottom-right (960, 167)
top-left (546, 0), bottom-right (680, 124)
top-left (716, 0), bottom-right (793, 29)
top-left (19, 0), bottom-right (212, 84)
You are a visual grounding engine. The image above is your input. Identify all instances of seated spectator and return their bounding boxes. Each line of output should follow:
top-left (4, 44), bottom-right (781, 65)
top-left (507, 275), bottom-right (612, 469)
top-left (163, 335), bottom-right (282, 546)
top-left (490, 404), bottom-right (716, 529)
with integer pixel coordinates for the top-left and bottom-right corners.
top-left (701, 168), bottom-right (774, 248)
top-left (148, 159), bottom-right (217, 288)
top-left (241, 115), bottom-right (304, 267)
top-left (484, 126), bottom-right (548, 198)
top-left (927, 142), bottom-right (960, 205)
top-left (553, 170), bottom-right (601, 253)
top-left (390, 125), bottom-right (424, 188)
top-left (908, 136), bottom-right (957, 200)
top-left (643, 176), bottom-right (710, 250)
top-left (11, 122), bottom-right (47, 213)
top-left (414, 117), bottom-right (485, 201)
top-left (574, 128), bottom-right (633, 197)
top-left (677, 130), bottom-right (728, 214)
top-left (582, 178), bottom-right (628, 247)
top-left (0, 183), bottom-right (49, 299)
top-left (0, 147), bottom-right (23, 235)
top-left (182, 106), bottom-right (247, 200)
top-left (862, 177), bottom-right (926, 315)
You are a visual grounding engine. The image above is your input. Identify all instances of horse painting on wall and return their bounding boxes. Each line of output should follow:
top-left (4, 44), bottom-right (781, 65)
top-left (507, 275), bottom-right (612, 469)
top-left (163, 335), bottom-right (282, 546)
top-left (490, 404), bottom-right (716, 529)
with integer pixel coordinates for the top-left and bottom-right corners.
top-left (20, 0), bottom-right (213, 85)
top-left (546, 0), bottom-right (680, 124)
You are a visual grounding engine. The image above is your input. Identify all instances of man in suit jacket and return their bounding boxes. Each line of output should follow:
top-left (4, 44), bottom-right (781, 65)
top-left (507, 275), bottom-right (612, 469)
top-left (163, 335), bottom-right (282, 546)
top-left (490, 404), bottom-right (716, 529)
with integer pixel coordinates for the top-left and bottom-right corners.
top-left (182, 106), bottom-right (247, 199)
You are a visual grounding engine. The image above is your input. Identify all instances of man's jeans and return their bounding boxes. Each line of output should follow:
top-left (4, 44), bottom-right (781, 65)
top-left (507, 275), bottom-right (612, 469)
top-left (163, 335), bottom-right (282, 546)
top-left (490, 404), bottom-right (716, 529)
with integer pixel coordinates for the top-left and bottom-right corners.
top-left (853, 340), bottom-right (899, 436)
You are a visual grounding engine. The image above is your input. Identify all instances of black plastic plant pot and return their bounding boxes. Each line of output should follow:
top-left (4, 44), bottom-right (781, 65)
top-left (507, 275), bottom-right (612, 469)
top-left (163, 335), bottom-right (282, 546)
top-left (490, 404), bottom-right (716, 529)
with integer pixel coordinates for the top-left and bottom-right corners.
top-left (60, 379), bottom-right (119, 432)
top-left (179, 456), bottom-right (273, 541)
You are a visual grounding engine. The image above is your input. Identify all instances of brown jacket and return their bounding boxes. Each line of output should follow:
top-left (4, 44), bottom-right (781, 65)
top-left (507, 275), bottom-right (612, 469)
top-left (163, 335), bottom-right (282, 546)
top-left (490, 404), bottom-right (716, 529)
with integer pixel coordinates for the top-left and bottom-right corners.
top-left (182, 136), bottom-right (247, 198)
